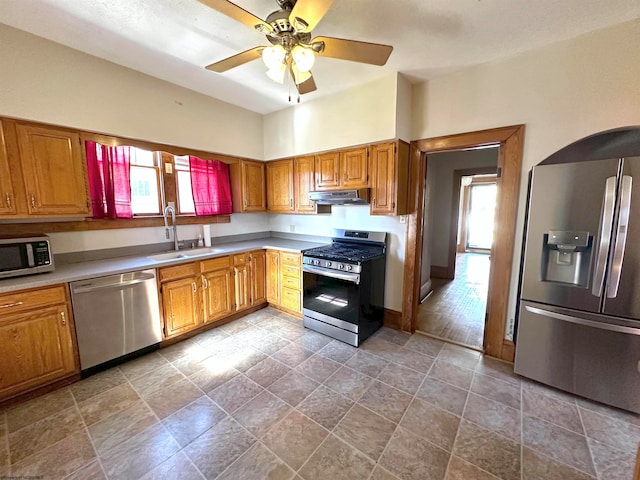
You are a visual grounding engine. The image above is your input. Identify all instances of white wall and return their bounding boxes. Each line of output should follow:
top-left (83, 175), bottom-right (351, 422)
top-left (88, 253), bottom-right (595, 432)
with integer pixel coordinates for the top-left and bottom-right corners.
top-left (263, 73), bottom-right (401, 159)
top-left (412, 19), bottom-right (640, 331)
top-left (269, 209), bottom-right (406, 311)
top-left (427, 149), bottom-right (499, 267)
top-left (0, 24), bottom-right (263, 159)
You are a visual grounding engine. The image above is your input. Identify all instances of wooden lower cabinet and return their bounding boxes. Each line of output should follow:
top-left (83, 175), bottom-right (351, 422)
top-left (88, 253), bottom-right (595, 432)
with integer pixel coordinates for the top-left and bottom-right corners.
top-left (251, 250), bottom-right (267, 306)
top-left (202, 268), bottom-right (234, 322)
top-left (0, 285), bottom-right (78, 401)
top-left (161, 276), bottom-right (201, 338)
top-left (266, 250), bottom-right (280, 304)
top-left (268, 251), bottom-right (303, 316)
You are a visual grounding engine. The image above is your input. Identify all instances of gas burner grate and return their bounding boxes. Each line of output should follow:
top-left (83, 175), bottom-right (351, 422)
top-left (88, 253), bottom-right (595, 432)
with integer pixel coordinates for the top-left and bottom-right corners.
top-left (304, 244), bottom-right (384, 263)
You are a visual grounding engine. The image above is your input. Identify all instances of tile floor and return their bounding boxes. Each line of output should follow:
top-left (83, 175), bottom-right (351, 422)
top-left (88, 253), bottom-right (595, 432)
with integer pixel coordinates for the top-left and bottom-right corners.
top-left (417, 253), bottom-right (490, 350)
top-left (1, 306), bottom-right (639, 480)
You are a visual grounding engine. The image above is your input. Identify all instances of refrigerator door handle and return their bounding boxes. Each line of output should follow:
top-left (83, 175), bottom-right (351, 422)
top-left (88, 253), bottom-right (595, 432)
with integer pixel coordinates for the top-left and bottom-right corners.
top-left (607, 175), bottom-right (632, 298)
top-left (525, 305), bottom-right (640, 336)
top-left (592, 176), bottom-right (617, 297)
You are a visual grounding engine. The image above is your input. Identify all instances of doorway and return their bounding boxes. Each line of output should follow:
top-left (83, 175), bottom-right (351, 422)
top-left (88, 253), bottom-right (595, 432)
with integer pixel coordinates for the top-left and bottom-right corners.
top-left (416, 150), bottom-right (499, 350)
top-left (402, 125), bottom-right (525, 362)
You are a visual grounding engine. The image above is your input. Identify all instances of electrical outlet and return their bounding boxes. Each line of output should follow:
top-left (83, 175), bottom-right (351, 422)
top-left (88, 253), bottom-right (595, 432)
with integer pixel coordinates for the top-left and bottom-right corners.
top-left (399, 215), bottom-right (406, 224)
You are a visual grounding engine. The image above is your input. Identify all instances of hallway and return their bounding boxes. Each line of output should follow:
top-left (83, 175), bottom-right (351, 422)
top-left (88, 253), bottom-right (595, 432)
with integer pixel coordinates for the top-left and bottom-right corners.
top-left (416, 253), bottom-right (490, 350)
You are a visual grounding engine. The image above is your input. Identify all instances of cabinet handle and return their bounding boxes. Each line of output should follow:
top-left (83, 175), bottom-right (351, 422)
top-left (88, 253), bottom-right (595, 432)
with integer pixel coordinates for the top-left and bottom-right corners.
top-left (30, 194), bottom-right (36, 209)
top-left (60, 311), bottom-right (66, 325)
top-left (290, 198), bottom-right (293, 208)
top-left (372, 197), bottom-right (376, 206)
top-left (5, 193), bottom-right (11, 208)
top-left (203, 277), bottom-right (209, 289)
top-left (0, 301), bottom-right (23, 309)
top-left (192, 282), bottom-right (197, 293)
top-left (244, 198), bottom-right (248, 208)
top-left (344, 172), bottom-right (348, 181)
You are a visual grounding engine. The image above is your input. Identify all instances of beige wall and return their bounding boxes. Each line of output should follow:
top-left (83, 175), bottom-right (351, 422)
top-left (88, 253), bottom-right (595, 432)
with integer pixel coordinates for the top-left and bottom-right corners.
top-left (413, 19), bottom-right (640, 330)
top-left (0, 24), bottom-right (264, 159)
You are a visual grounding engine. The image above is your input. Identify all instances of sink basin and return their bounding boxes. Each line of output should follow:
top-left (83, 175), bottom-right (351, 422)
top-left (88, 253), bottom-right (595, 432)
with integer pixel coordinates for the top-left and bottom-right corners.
top-left (148, 247), bottom-right (224, 262)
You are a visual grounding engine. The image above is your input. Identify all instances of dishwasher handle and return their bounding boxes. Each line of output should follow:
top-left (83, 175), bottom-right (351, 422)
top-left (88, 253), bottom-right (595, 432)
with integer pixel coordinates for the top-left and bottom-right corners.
top-left (71, 271), bottom-right (156, 294)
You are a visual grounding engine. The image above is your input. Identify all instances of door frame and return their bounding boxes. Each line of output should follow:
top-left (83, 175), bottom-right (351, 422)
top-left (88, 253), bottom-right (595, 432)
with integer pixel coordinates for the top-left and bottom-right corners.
top-left (402, 125), bottom-right (525, 361)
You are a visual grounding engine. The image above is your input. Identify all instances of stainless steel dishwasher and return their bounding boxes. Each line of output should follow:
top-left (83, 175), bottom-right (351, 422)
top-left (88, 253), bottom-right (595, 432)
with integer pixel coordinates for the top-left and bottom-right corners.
top-left (70, 269), bottom-right (162, 371)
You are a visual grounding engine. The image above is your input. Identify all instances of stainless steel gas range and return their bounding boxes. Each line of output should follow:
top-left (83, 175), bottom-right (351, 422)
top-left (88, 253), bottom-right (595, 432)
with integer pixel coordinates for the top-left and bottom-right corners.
top-left (302, 229), bottom-right (387, 347)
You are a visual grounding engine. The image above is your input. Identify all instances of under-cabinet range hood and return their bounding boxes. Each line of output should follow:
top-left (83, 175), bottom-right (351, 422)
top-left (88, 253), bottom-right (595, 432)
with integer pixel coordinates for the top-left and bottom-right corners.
top-left (309, 189), bottom-right (370, 205)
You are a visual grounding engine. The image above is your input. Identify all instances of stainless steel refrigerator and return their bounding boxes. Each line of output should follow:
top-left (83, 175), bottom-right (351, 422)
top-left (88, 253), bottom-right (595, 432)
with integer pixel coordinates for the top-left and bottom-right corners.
top-left (515, 127), bottom-right (640, 414)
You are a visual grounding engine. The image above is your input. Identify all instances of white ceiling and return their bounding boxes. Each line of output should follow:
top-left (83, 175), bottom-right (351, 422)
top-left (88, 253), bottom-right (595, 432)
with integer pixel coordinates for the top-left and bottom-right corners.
top-left (1, 0), bottom-right (639, 114)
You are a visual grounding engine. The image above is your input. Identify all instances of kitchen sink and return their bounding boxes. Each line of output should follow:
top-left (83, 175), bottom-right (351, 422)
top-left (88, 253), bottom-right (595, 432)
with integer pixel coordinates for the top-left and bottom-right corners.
top-left (148, 247), bottom-right (224, 261)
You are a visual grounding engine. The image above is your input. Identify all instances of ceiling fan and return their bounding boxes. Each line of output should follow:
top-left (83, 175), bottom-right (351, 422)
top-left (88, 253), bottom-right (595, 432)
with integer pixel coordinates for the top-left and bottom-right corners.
top-left (199, 0), bottom-right (393, 98)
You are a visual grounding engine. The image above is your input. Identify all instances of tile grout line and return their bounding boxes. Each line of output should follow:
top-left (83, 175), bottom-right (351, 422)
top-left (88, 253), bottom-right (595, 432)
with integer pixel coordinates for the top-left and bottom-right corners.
top-left (576, 402), bottom-right (599, 479)
top-left (520, 375), bottom-right (524, 480)
top-left (2, 410), bottom-right (10, 477)
top-left (67, 386), bottom-right (109, 480)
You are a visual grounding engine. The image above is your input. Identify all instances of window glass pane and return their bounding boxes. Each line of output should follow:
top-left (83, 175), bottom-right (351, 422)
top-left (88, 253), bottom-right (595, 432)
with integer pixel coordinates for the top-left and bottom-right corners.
top-left (130, 148), bottom-right (156, 167)
top-left (467, 183), bottom-right (497, 250)
top-left (177, 170), bottom-right (195, 214)
top-left (175, 155), bottom-right (190, 171)
top-left (130, 165), bottom-right (161, 214)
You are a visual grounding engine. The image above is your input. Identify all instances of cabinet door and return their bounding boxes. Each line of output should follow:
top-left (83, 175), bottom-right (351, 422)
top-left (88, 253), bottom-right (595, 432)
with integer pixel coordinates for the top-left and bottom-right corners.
top-left (340, 147), bottom-right (369, 188)
top-left (294, 155), bottom-right (316, 213)
top-left (162, 276), bottom-right (201, 338)
top-left (203, 269), bottom-right (234, 323)
top-left (0, 122), bottom-right (16, 215)
top-left (266, 159), bottom-right (294, 212)
top-left (16, 123), bottom-right (90, 216)
top-left (251, 250), bottom-right (267, 306)
top-left (234, 264), bottom-right (250, 312)
top-left (266, 250), bottom-right (280, 305)
top-left (242, 160), bottom-right (266, 212)
top-left (370, 142), bottom-right (397, 215)
top-left (0, 305), bottom-right (78, 399)
top-left (315, 152), bottom-right (340, 190)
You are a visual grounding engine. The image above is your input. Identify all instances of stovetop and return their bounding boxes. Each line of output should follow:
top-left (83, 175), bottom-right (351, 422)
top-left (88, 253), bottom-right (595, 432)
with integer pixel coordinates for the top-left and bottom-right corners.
top-left (303, 243), bottom-right (385, 264)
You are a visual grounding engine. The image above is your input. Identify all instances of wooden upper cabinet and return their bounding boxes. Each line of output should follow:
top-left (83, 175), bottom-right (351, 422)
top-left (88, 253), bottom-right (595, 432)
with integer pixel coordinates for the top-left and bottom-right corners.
top-left (294, 155), bottom-right (316, 213)
top-left (315, 151), bottom-right (340, 190)
top-left (16, 122), bottom-right (90, 216)
top-left (230, 159), bottom-right (266, 213)
top-left (0, 122), bottom-right (16, 215)
top-left (266, 159), bottom-right (294, 212)
top-left (370, 141), bottom-right (412, 216)
top-left (340, 147), bottom-right (369, 189)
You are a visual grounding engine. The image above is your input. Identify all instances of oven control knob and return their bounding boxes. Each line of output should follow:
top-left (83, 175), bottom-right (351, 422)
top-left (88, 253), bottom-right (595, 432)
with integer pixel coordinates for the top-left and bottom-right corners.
top-left (326, 262), bottom-right (332, 267)
top-left (338, 264), bottom-right (344, 270)
top-left (313, 259), bottom-right (320, 265)
top-left (347, 265), bottom-right (353, 271)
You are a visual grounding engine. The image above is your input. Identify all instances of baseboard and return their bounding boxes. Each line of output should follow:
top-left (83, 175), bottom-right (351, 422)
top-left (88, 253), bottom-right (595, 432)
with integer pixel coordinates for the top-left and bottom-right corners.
top-left (500, 340), bottom-right (515, 362)
top-left (420, 280), bottom-right (433, 302)
top-left (383, 308), bottom-right (403, 330)
top-left (430, 265), bottom-right (450, 279)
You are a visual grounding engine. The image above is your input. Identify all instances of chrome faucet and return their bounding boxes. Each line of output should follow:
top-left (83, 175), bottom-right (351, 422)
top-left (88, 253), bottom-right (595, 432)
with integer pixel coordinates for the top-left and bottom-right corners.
top-left (163, 205), bottom-right (179, 251)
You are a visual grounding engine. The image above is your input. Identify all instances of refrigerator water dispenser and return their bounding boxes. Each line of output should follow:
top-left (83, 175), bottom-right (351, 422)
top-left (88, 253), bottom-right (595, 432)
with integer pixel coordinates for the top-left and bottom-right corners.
top-left (540, 230), bottom-right (591, 287)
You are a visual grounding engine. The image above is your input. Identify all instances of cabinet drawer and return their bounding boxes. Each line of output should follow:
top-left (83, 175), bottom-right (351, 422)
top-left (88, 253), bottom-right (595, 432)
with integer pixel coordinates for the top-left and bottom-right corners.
top-left (280, 252), bottom-right (301, 266)
top-left (281, 275), bottom-right (301, 290)
top-left (281, 287), bottom-right (302, 313)
top-left (159, 262), bottom-right (198, 282)
top-left (234, 253), bottom-right (248, 266)
top-left (0, 285), bottom-right (67, 318)
top-left (200, 256), bottom-right (231, 273)
top-left (281, 265), bottom-right (301, 279)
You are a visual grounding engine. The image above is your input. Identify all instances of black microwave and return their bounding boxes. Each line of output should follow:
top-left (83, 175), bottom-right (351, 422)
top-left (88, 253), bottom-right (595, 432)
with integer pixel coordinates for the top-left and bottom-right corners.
top-left (0, 234), bottom-right (54, 279)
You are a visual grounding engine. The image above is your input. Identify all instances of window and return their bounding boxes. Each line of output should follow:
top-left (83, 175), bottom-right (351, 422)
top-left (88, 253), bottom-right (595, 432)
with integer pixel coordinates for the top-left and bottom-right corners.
top-left (129, 148), bottom-right (162, 215)
top-left (175, 155), bottom-right (196, 214)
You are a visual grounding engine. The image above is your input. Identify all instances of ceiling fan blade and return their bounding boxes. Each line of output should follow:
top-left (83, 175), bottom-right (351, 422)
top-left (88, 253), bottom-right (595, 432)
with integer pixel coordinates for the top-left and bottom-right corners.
top-left (205, 46), bottom-right (263, 73)
top-left (312, 36), bottom-right (393, 66)
top-left (297, 73), bottom-right (317, 95)
top-left (289, 0), bottom-right (334, 33)
top-left (198, 0), bottom-right (273, 34)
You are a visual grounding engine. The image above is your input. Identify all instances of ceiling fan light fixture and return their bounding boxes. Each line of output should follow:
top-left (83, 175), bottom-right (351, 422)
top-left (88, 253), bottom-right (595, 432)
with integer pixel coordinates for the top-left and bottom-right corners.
top-left (291, 63), bottom-right (311, 85)
top-left (291, 45), bottom-right (315, 73)
top-left (266, 64), bottom-right (286, 84)
top-left (292, 16), bottom-right (309, 32)
top-left (262, 45), bottom-right (286, 70)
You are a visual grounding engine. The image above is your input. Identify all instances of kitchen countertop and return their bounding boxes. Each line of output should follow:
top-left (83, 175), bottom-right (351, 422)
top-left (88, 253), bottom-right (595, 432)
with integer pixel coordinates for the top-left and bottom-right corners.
top-left (0, 237), bottom-right (327, 294)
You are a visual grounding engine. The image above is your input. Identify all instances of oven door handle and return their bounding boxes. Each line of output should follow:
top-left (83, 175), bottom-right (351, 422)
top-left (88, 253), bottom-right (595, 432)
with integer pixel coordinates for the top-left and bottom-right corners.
top-left (303, 265), bottom-right (360, 285)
